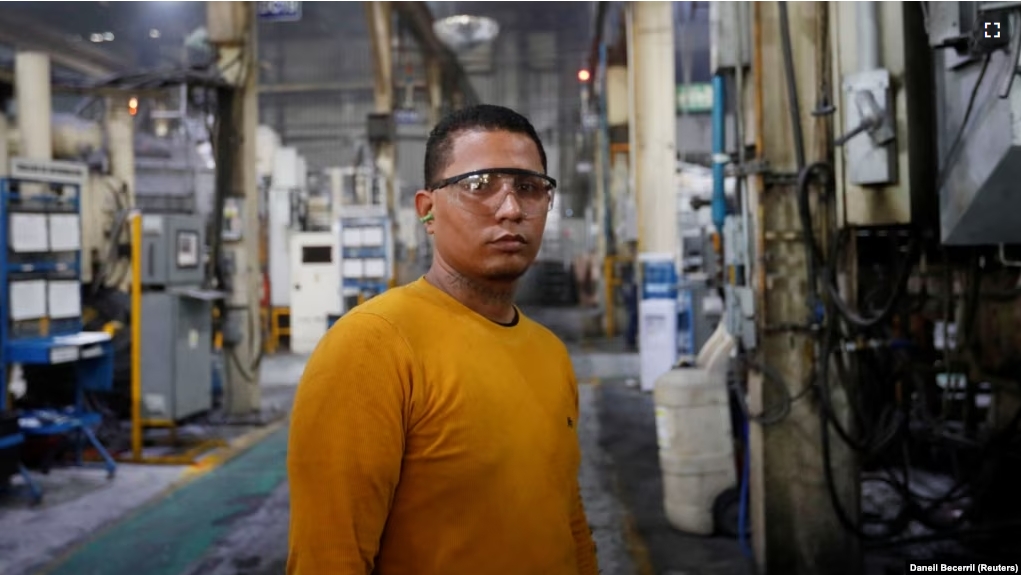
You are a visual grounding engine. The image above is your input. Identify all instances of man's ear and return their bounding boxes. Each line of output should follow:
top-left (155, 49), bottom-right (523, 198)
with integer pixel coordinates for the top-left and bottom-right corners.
top-left (414, 189), bottom-right (435, 220)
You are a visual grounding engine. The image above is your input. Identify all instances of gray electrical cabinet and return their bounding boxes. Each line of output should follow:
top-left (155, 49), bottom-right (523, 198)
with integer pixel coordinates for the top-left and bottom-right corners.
top-left (138, 212), bottom-right (219, 422)
top-left (140, 290), bottom-right (217, 421)
top-left (141, 214), bottom-right (205, 287)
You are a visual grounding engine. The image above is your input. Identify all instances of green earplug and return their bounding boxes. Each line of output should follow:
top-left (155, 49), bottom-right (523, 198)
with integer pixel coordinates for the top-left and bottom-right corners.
top-left (420, 212), bottom-right (434, 223)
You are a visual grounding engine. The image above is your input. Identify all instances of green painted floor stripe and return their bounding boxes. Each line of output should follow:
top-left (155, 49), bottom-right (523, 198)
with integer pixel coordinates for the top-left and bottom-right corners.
top-left (47, 427), bottom-right (290, 575)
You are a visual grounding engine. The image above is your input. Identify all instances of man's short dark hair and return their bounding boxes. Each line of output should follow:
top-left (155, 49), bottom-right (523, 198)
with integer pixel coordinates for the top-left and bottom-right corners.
top-left (423, 104), bottom-right (548, 187)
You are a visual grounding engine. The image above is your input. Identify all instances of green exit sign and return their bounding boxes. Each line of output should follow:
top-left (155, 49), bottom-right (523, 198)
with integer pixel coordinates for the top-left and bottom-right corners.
top-left (677, 83), bottom-right (714, 114)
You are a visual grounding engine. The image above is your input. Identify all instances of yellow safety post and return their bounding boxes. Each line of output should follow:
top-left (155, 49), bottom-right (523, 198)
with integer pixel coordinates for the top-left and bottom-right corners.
top-left (603, 256), bottom-right (616, 338)
top-left (129, 210), bottom-right (143, 462)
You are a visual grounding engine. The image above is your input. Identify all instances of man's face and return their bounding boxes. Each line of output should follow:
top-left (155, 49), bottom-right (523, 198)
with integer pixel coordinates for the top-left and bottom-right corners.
top-left (416, 129), bottom-right (550, 283)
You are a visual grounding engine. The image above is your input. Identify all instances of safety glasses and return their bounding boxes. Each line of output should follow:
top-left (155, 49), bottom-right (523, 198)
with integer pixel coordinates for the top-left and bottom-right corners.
top-left (427, 168), bottom-right (556, 217)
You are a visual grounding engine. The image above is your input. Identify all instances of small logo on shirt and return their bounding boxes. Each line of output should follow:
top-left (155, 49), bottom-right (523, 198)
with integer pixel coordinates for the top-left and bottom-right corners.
top-left (567, 417), bottom-right (573, 428)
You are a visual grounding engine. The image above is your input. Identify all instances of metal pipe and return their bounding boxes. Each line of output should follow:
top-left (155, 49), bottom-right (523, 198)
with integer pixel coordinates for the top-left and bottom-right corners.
top-left (599, 41), bottom-right (615, 255)
top-left (625, 3), bottom-right (639, 251)
top-left (856, 1), bottom-right (880, 72)
top-left (130, 210), bottom-right (142, 462)
top-left (734, 4), bottom-right (750, 278)
top-left (15, 51), bottom-right (51, 160)
top-left (604, 256), bottom-right (616, 337)
top-left (778, 2), bottom-right (806, 171)
top-left (711, 73), bottom-right (727, 232)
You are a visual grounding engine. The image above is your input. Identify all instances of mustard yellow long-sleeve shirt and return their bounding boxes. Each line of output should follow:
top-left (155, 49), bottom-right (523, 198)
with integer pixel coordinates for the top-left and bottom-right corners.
top-left (287, 277), bottom-right (599, 575)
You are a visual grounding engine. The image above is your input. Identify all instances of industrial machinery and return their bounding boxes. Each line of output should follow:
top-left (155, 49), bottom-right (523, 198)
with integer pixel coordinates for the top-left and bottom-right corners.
top-left (931, 2), bottom-right (1021, 245)
top-left (0, 158), bottom-right (118, 500)
top-left (265, 142), bottom-right (310, 352)
top-left (680, 1), bottom-right (1021, 567)
top-left (339, 204), bottom-right (394, 310)
top-left (138, 213), bottom-right (218, 422)
top-left (289, 230), bottom-right (342, 355)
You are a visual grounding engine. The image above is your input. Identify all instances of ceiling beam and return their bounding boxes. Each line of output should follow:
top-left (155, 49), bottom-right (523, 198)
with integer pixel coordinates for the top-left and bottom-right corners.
top-left (258, 80), bottom-right (427, 95)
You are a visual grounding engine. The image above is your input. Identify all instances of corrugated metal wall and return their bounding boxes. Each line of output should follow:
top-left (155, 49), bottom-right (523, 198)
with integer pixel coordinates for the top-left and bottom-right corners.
top-left (258, 3), bottom-right (381, 172)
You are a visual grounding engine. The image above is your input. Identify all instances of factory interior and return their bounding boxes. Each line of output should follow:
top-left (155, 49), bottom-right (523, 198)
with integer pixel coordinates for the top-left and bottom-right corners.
top-left (1, 1), bottom-right (1021, 574)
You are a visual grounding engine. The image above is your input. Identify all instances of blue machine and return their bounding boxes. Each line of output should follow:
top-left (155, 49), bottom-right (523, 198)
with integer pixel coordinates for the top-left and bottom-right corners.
top-left (0, 159), bottom-right (118, 502)
top-left (338, 205), bottom-right (393, 316)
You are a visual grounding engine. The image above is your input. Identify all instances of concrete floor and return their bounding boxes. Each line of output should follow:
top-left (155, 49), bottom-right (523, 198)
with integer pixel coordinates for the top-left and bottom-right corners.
top-left (0, 339), bottom-right (751, 575)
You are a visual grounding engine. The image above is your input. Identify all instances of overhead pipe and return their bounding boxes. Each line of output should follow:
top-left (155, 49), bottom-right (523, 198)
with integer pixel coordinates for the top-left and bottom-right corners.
top-left (711, 73), bottom-right (727, 232)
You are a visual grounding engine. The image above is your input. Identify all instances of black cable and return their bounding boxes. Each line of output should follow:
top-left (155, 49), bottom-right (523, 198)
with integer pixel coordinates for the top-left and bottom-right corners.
top-left (796, 162), bottom-right (832, 318)
top-left (820, 385), bottom-right (906, 542)
top-left (825, 230), bottom-right (920, 331)
top-left (731, 358), bottom-right (803, 426)
top-left (778, 1), bottom-right (806, 172)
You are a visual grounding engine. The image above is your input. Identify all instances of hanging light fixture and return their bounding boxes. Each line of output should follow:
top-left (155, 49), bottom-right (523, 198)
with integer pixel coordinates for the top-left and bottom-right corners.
top-left (432, 14), bottom-right (500, 52)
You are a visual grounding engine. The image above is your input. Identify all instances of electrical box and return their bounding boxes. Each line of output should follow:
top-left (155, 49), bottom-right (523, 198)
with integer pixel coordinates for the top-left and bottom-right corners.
top-left (141, 214), bottom-right (206, 287)
top-left (290, 231), bottom-right (341, 354)
top-left (842, 68), bottom-right (897, 186)
top-left (140, 290), bottom-right (215, 421)
top-left (722, 216), bottom-right (755, 350)
top-left (832, 2), bottom-right (934, 228)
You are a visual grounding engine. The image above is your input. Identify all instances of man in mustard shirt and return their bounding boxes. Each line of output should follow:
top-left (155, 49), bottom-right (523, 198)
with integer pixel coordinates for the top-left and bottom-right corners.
top-left (287, 104), bottom-right (600, 575)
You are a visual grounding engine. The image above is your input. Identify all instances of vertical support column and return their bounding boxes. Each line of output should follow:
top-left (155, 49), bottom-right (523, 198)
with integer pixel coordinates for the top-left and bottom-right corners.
top-left (15, 52), bottom-right (51, 161)
top-left (366, 0), bottom-right (398, 285)
top-left (208, 1), bottom-right (262, 417)
top-left (605, 63), bottom-right (630, 252)
top-left (425, 56), bottom-right (443, 127)
top-left (626, 1), bottom-right (677, 257)
top-left (749, 3), bottom-right (859, 573)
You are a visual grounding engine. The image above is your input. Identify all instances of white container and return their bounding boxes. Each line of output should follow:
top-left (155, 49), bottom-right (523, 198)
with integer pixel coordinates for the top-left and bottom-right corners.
top-left (653, 324), bottom-right (737, 535)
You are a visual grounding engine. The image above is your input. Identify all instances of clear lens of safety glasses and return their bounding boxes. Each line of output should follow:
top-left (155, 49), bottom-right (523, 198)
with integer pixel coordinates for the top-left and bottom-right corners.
top-left (431, 169), bottom-right (556, 217)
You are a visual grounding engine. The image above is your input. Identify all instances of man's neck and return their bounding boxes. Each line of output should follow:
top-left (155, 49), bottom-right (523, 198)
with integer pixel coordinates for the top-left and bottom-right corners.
top-left (425, 267), bottom-right (518, 324)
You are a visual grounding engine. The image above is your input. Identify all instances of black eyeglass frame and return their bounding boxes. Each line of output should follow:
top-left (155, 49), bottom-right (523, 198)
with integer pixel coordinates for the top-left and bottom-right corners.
top-left (426, 167), bottom-right (558, 192)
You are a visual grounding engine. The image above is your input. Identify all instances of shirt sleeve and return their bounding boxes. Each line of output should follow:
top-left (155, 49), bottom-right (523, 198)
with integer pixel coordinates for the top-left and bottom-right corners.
top-left (567, 362), bottom-right (600, 575)
top-left (286, 312), bottom-right (416, 575)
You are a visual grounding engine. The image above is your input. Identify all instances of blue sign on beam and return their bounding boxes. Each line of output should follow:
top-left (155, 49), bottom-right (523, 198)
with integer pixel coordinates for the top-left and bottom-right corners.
top-left (258, 1), bottom-right (302, 22)
top-left (394, 108), bottom-right (420, 126)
